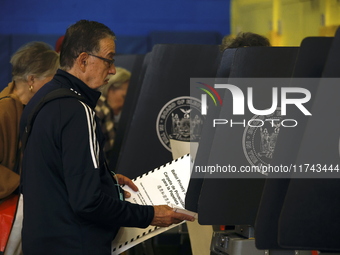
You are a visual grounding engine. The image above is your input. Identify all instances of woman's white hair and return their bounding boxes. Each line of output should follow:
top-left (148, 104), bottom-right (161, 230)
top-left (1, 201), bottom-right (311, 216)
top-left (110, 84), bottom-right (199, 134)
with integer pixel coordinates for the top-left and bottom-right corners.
top-left (10, 41), bottom-right (59, 82)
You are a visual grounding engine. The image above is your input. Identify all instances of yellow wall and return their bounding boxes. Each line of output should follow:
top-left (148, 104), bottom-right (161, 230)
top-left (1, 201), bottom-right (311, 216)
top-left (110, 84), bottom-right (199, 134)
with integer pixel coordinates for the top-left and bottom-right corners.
top-left (231, 0), bottom-right (340, 46)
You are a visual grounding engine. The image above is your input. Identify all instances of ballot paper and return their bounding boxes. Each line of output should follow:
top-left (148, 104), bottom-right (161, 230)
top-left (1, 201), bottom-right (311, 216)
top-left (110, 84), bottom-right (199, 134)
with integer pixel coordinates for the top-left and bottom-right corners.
top-left (111, 154), bottom-right (196, 255)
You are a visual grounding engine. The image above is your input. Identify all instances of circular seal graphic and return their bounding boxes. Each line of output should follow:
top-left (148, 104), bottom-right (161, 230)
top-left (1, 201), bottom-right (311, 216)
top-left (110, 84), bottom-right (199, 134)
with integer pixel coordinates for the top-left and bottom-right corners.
top-left (242, 109), bottom-right (282, 167)
top-left (156, 96), bottom-right (203, 151)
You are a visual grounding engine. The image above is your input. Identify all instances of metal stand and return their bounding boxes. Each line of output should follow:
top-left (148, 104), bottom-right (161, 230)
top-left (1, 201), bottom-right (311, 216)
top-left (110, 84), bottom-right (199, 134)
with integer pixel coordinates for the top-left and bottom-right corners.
top-left (210, 225), bottom-right (263, 255)
top-left (210, 225), bottom-right (312, 255)
top-left (319, 253), bottom-right (340, 255)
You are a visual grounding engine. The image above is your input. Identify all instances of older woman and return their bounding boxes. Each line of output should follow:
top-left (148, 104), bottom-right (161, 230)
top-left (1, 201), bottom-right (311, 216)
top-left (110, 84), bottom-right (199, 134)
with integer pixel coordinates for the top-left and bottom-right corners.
top-left (95, 67), bottom-right (131, 161)
top-left (0, 41), bottom-right (59, 255)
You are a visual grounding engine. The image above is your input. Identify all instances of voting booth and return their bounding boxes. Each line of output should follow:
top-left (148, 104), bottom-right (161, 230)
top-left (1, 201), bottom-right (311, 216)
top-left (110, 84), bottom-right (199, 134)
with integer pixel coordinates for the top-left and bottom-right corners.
top-left (186, 46), bottom-right (300, 255)
top-left (275, 29), bottom-right (340, 253)
top-left (196, 46), bottom-right (299, 225)
top-left (255, 36), bottom-right (334, 251)
top-left (185, 48), bottom-right (238, 213)
top-left (115, 44), bottom-right (221, 179)
top-left (111, 33), bottom-right (340, 254)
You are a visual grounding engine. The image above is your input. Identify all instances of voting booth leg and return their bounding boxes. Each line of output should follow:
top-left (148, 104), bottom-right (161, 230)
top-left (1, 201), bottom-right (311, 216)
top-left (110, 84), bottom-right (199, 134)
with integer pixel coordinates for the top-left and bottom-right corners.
top-left (210, 226), bottom-right (313, 255)
top-left (263, 251), bottom-right (313, 255)
top-left (210, 225), bottom-right (262, 255)
top-left (210, 230), bottom-right (263, 255)
top-left (319, 253), bottom-right (340, 255)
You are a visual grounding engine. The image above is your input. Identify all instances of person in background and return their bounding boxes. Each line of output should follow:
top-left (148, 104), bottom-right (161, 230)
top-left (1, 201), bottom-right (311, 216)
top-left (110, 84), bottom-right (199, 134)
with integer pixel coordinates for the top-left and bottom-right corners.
top-left (220, 31), bottom-right (271, 51)
top-left (95, 67), bottom-right (130, 160)
top-left (19, 20), bottom-right (194, 255)
top-left (0, 41), bottom-right (59, 255)
top-left (55, 35), bottom-right (65, 53)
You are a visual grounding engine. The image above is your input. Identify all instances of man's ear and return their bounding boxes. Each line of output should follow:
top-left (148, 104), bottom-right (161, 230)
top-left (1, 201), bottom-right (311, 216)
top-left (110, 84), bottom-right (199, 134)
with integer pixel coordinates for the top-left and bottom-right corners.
top-left (77, 52), bottom-right (88, 72)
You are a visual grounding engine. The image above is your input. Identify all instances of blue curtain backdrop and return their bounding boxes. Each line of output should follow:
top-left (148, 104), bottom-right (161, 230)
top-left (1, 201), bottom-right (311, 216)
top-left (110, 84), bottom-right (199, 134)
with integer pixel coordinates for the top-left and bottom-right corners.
top-left (0, 0), bottom-right (230, 88)
top-left (0, 0), bottom-right (230, 35)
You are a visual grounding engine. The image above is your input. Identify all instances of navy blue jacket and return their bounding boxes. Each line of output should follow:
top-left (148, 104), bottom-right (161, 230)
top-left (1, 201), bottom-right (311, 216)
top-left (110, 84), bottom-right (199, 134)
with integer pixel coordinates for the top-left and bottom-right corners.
top-left (20, 69), bottom-right (154, 255)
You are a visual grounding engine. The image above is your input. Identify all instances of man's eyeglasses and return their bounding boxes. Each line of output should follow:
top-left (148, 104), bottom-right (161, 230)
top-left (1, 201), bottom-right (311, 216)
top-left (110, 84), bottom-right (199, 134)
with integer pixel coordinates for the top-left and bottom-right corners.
top-left (88, 53), bottom-right (115, 67)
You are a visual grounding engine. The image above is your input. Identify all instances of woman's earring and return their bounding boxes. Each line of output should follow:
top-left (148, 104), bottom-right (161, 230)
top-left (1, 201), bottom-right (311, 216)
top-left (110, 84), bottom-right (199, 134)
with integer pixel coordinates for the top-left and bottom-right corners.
top-left (29, 85), bottom-right (33, 92)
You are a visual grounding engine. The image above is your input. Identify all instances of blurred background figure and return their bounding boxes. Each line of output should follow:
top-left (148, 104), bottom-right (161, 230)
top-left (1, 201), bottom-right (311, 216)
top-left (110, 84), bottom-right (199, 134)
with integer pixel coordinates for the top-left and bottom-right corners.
top-left (220, 31), bottom-right (270, 51)
top-left (0, 41), bottom-right (59, 255)
top-left (95, 67), bottom-right (131, 162)
top-left (55, 35), bottom-right (65, 53)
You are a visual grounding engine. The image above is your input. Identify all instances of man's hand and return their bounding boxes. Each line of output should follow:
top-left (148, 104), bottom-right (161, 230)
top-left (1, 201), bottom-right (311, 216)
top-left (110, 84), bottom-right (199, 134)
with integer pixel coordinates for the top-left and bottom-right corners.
top-left (150, 205), bottom-right (195, 227)
top-left (114, 174), bottom-right (138, 198)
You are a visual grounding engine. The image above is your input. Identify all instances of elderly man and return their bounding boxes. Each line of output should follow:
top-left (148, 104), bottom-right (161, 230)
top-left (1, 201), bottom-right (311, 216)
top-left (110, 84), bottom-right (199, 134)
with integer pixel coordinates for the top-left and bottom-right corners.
top-left (20, 20), bottom-right (194, 255)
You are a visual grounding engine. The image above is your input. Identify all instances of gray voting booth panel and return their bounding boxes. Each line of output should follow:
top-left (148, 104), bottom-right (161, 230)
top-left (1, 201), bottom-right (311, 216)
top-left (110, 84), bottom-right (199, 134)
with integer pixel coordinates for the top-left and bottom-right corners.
top-left (196, 47), bottom-right (299, 226)
top-left (186, 48), bottom-right (238, 213)
top-left (186, 47), bottom-right (298, 215)
top-left (254, 36), bottom-right (334, 250)
top-left (277, 28), bottom-right (340, 251)
top-left (115, 44), bottom-right (221, 179)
